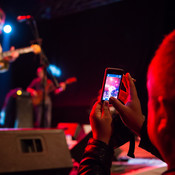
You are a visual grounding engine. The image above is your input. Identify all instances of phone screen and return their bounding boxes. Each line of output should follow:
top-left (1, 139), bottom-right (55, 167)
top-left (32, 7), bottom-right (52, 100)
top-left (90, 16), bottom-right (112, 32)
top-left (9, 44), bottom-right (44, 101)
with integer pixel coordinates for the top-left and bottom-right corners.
top-left (102, 73), bottom-right (122, 101)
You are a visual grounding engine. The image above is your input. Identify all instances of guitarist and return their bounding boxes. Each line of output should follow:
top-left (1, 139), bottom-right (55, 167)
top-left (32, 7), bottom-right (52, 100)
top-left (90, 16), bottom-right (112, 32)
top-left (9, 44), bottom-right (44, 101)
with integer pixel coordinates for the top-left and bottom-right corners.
top-left (27, 66), bottom-right (66, 128)
top-left (0, 8), bottom-right (19, 72)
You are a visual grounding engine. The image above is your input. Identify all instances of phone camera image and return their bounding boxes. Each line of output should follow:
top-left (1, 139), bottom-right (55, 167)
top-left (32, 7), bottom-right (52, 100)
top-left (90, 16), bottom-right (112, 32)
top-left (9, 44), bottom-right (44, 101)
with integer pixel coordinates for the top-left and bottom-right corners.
top-left (102, 74), bottom-right (122, 101)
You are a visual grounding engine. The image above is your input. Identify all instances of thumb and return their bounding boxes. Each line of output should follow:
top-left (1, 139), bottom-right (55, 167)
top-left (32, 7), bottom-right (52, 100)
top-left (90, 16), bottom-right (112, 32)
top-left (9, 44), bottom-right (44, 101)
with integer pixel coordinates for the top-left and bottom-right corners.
top-left (109, 97), bottom-right (126, 115)
top-left (90, 101), bottom-right (102, 119)
top-left (126, 73), bottom-right (138, 100)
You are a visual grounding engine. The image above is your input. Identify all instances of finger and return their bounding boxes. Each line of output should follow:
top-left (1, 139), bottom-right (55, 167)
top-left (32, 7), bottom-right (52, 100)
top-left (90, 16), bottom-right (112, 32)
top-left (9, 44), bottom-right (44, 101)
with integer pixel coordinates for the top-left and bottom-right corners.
top-left (126, 73), bottom-right (138, 100)
top-left (102, 101), bottom-right (111, 118)
top-left (122, 74), bottom-right (129, 90)
top-left (90, 101), bottom-right (102, 119)
top-left (109, 96), bottom-right (126, 115)
top-left (118, 90), bottom-right (128, 104)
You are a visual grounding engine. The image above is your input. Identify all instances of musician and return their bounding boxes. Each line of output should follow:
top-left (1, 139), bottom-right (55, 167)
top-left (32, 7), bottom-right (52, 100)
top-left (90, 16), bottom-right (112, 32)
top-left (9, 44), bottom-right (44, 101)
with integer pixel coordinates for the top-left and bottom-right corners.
top-left (0, 8), bottom-right (19, 72)
top-left (27, 66), bottom-right (66, 128)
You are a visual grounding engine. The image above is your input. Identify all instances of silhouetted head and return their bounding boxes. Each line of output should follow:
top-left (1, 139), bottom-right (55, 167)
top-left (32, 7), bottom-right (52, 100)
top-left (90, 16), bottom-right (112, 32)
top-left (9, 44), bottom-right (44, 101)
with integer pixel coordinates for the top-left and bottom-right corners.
top-left (36, 67), bottom-right (45, 79)
top-left (147, 30), bottom-right (175, 168)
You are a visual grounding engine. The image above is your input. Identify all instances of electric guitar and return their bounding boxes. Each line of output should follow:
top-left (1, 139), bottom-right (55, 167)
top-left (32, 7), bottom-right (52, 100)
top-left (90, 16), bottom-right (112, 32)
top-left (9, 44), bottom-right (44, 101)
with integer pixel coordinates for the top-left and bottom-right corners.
top-left (0, 44), bottom-right (41, 72)
top-left (31, 77), bottom-right (77, 106)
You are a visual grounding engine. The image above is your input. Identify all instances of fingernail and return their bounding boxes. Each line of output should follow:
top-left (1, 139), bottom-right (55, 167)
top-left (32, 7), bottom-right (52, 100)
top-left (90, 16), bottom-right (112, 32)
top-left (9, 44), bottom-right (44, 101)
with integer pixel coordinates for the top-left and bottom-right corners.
top-left (109, 97), bottom-right (115, 101)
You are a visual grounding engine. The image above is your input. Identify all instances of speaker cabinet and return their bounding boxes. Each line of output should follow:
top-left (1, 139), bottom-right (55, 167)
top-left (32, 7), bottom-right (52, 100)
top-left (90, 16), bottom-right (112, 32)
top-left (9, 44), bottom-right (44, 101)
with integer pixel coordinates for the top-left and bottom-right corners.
top-left (2, 91), bottom-right (33, 128)
top-left (16, 94), bottom-right (33, 128)
top-left (0, 129), bottom-right (73, 174)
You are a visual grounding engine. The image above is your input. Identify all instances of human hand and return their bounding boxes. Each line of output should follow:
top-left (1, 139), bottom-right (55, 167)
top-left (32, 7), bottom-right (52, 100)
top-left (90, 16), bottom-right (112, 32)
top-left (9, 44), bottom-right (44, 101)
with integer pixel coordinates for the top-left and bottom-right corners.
top-left (31, 90), bottom-right (38, 97)
top-left (59, 82), bottom-right (66, 91)
top-left (109, 73), bottom-right (145, 136)
top-left (9, 46), bottom-right (19, 62)
top-left (2, 46), bottom-right (19, 62)
top-left (54, 82), bottom-right (66, 94)
top-left (27, 88), bottom-right (37, 97)
top-left (89, 101), bottom-right (112, 144)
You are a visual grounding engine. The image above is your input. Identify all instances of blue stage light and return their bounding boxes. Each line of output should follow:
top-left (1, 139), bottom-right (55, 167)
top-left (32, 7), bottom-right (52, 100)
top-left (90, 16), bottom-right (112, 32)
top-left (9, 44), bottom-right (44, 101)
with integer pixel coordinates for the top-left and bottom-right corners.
top-left (3, 24), bottom-right (12, 34)
top-left (48, 64), bottom-right (62, 77)
top-left (0, 110), bottom-right (6, 125)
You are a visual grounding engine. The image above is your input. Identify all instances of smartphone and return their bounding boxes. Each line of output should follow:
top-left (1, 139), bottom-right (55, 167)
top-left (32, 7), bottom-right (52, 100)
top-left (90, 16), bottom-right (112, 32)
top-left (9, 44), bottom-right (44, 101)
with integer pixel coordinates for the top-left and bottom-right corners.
top-left (101, 68), bottom-right (124, 102)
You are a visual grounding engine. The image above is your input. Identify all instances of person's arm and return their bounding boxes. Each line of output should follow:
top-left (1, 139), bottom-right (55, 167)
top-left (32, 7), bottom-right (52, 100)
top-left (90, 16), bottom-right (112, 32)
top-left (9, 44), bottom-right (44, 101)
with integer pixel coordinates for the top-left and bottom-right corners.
top-left (78, 101), bottom-right (114, 175)
top-left (26, 79), bottom-right (38, 97)
top-left (54, 82), bottom-right (66, 94)
top-left (3, 46), bottom-right (19, 62)
top-left (78, 138), bottom-right (114, 175)
top-left (26, 87), bottom-right (38, 96)
top-left (0, 45), bottom-right (19, 73)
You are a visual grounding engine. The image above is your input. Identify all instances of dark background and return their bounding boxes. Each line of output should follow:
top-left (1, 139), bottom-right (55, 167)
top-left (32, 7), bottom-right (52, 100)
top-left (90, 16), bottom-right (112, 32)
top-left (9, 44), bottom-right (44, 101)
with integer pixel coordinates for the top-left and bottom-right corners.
top-left (0, 0), bottom-right (174, 126)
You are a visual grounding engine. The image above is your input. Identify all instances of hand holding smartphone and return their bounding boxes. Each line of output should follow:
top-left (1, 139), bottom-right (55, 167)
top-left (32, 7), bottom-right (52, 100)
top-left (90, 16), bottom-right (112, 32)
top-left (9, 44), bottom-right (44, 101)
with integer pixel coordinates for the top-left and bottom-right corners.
top-left (101, 68), bottom-right (124, 102)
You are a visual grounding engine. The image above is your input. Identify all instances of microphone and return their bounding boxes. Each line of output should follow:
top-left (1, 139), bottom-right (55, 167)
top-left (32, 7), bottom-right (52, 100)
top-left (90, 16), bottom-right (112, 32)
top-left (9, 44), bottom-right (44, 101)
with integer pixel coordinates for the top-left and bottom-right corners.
top-left (17, 15), bottom-right (33, 22)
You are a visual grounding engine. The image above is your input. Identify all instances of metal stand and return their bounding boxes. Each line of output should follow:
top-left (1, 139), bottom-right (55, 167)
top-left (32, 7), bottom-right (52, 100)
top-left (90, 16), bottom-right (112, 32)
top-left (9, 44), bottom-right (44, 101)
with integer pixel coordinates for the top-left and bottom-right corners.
top-left (27, 17), bottom-right (59, 128)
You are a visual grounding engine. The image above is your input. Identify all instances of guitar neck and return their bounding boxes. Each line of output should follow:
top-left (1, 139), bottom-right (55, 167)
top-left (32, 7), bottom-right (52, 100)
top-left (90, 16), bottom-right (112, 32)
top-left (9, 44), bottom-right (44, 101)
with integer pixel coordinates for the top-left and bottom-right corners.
top-left (2, 46), bottom-right (33, 58)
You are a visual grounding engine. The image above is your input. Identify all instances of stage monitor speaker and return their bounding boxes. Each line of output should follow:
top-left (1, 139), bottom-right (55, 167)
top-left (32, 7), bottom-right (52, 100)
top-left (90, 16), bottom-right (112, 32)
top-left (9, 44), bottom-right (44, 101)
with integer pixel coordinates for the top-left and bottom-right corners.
top-left (0, 129), bottom-right (73, 175)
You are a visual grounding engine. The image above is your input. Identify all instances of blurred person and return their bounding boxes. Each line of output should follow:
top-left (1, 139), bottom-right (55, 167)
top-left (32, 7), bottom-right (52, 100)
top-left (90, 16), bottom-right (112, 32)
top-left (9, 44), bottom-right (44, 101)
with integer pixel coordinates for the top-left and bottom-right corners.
top-left (27, 66), bottom-right (66, 128)
top-left (0, 8), bottom-right (19, 72)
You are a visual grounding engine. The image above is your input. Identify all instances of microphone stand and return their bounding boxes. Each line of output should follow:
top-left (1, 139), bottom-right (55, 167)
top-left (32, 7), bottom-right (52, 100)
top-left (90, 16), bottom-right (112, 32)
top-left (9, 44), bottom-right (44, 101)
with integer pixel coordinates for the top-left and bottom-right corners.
top-left (27, 18), bottom-right (59, 128)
